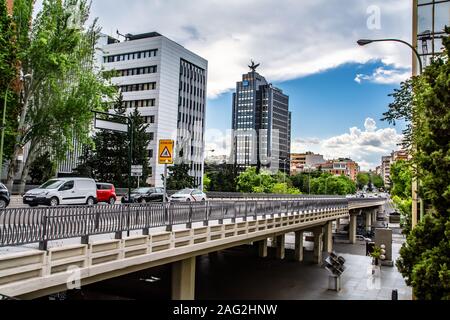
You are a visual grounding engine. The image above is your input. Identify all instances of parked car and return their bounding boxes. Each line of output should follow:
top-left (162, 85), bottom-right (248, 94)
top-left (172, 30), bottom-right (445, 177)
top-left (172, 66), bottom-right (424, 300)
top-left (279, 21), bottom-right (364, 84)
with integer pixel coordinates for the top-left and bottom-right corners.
top-left (0, 183), bottom-right (10, 208)
top-left (96, 183), bottom-right (116, 204)
top-left (121, 187), bottom-right (166, 203)
top-left (169, 188), bottom-right (207, 202)
top-left (23, 178), bottom-right (97, 207)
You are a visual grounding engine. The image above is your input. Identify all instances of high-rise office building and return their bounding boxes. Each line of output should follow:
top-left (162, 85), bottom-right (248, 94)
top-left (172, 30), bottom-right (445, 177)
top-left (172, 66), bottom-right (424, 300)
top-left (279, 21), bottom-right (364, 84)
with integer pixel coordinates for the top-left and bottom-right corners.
top-left (231, 62), bottom-right (291, 174)
top-left (99, 32), bottom-right (208, 187)
top-left (414, 0), bottom-right (450, 69)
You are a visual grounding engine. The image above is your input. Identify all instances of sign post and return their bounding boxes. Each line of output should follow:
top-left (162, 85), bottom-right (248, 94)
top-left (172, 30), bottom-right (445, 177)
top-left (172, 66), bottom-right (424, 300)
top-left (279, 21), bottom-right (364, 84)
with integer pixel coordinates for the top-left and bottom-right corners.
top-left (131, 165), bottom-right (143, 188)
top-left (159, 139), bottom-right (174, 203)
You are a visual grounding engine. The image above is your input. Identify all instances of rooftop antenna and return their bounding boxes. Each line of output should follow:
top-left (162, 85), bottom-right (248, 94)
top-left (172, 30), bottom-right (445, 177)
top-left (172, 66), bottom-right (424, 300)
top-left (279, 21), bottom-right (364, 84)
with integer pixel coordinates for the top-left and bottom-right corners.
top-left (116, 29), bottom-right (127, 41)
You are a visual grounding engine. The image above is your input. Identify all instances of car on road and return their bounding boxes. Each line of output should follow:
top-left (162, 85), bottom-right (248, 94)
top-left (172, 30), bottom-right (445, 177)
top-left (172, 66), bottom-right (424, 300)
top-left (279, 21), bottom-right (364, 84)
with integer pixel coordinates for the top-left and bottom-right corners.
top-left (121, 187), bottom-right (166, 203)
top-left (96, 183), bottom-right (117, 205)
top-left (23, 178), bottom-right (97, 207)
top-left (169, 188), bottom-right (207, 202)
top-left (0, 183), bottom-right (10, 209)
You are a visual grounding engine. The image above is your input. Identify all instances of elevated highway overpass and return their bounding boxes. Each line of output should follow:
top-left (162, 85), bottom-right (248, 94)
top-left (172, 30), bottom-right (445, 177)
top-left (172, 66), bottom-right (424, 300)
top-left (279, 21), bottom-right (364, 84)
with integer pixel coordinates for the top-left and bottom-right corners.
top-left (0, 196), bottom-right (386, 299)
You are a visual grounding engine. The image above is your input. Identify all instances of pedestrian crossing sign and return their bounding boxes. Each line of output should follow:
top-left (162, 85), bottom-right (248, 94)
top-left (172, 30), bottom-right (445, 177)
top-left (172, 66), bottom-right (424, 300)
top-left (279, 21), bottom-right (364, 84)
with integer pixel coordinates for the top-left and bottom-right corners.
top-left (159, 139), bottom-right (174, 164)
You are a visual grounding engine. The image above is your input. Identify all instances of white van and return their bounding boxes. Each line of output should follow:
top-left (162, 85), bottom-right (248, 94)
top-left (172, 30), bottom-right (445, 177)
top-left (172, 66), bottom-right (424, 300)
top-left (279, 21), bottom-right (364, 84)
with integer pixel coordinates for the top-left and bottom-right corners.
top-left (23, 178), bottom-right (97, 207)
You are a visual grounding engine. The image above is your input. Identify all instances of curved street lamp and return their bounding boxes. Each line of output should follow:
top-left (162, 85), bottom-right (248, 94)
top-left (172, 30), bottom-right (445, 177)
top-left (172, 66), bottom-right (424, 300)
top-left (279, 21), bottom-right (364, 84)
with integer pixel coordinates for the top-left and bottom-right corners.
top-left (357, 38), bottom-right (423, 230)
top-left (357, 38), bottom-right (423, 74)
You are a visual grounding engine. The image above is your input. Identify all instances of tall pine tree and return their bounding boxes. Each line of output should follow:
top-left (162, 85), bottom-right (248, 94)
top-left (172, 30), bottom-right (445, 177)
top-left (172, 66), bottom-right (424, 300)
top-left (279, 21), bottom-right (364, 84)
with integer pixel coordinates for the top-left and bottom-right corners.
top-left (75, 94), bottom-right (151, 187)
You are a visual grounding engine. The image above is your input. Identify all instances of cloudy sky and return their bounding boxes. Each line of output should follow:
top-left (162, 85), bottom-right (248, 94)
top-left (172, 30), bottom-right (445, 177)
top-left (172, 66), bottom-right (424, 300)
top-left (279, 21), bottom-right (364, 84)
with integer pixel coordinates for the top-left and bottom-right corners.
top-left (38, 0), bottom-right (413, 170)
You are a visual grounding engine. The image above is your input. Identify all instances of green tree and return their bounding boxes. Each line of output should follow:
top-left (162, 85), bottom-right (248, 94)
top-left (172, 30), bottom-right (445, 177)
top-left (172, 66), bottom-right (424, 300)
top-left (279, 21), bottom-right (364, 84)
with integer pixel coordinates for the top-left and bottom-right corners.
top-left (390, 160), bottom-right (412, 199)
top-left (290, 171), bottom-right (322, 194)
top-left (236, 167), bottom-right (276, 193)
top-left (270, 182), bottom-right (301, 195)
top-left (164, 163), bottom-right (195, 190)
top-left (203, 163), bottom-right (237, 192)
top-left (310, 173), bottom-right (356, 195)
top-left (389, 160), bottom-right (412, 234)
top-left (203, 173), bottom-right (211, 191)
top-left (29, 151), bottom-right (56, 185)
top-left (0, 0), bottom-right (20, 167)
top-left (371, 174), bottom-right (384, 189)
top-left (74, 94), bottom-right (129, 186)
top-left (130, 106), bottom-right (150, 188)
top-left (5, 0), bottom-right (115, 192)
top-left (390, 28), bottom-right (450, 299)
top-left (356, 172), bottom-right (370, 190)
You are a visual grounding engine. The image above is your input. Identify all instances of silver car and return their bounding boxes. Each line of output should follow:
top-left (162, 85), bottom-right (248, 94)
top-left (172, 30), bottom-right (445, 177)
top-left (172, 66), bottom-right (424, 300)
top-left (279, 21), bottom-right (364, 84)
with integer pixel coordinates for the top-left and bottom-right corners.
top-left (169, 188), bottom-right (207, 202)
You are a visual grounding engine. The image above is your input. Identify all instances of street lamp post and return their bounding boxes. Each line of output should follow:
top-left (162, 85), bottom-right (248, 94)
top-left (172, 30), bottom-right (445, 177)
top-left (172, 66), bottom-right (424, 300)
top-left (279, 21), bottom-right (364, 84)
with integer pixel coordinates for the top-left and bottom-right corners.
top-left (357, 37), bottom-right (423, 229)
top-left (357, 38), bottom-right (423, 74)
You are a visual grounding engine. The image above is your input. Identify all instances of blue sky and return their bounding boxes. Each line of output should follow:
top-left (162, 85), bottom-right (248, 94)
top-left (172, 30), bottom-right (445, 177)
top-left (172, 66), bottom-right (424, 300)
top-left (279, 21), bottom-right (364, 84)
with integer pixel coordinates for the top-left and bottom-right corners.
top-left (34, 0), bottom-right (414, 170)
top-left (205, 60), bottom-right (406, 169)
top-left (207, 60), bottom-right (404, 140)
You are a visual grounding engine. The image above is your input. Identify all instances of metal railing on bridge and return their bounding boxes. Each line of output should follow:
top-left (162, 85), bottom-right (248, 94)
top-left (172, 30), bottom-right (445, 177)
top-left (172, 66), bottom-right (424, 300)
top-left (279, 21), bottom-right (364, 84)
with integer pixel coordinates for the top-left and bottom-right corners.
top-left (0, 198), bottom-right (350, 248)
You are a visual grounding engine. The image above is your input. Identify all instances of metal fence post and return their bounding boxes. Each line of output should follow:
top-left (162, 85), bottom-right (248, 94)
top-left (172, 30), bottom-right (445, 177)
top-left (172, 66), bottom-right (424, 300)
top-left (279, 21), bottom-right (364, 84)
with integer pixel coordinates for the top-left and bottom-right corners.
top-left (142, 203), bottom-right (150, 235)
top-left (166, 202), bottom-right (172, 232)
top-left (186, 203), bottom-right (192, 229)
top-left (243, 201), bottom-right (248, 221)
top-left (38, 209), bottom-right (48, 251)
top-left (81, 206), bottom-right (89, 245)
top-left (218, 202), bottom-right (224, 224)
top-left (115, 205), bottom-right (123, 239)
top-left (232, 201), bottom-right (237, 223)
top-left (203, 202), bottom-right (209, 227)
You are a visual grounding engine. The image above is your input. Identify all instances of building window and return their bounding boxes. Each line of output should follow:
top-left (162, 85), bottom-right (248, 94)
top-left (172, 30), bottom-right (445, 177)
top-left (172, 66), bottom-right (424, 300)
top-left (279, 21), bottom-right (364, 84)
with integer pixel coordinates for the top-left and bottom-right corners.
top-left (123, 99), bottom-right (156, 108)
top-left (149, 132), bottom-right (154, 141)
top-left (104, 49), bottom-right (158, 63)
top-left (148, 149), bottom-right (153, 158)
top-left (117, 65), bottom-right (158, 77)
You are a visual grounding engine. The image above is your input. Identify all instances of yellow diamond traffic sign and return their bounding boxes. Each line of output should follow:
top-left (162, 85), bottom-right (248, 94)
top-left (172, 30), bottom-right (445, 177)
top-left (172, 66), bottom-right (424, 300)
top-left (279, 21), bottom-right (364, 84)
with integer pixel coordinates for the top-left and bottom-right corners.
top-left (159, 139), bottom-right (174, 164)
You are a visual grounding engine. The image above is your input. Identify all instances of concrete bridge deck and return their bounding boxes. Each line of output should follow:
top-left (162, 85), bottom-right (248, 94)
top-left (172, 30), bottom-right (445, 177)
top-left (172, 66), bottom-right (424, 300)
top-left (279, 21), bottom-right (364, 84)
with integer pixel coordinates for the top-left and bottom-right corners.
top-left (0, 197), bottom-right (386, 299)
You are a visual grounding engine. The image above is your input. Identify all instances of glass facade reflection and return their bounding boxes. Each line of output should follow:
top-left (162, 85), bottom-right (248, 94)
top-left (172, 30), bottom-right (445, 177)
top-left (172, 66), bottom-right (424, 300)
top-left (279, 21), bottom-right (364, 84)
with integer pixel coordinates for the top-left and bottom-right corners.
top-left (231, 67), bottom-right (291, 174)
top-left (416, 0), bottom-right (450, 67)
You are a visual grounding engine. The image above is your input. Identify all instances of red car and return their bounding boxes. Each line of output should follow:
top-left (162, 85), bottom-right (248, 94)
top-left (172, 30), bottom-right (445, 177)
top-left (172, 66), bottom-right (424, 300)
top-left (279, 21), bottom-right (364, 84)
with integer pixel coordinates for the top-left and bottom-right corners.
top-left (96, 183), bottom-right (116, 204)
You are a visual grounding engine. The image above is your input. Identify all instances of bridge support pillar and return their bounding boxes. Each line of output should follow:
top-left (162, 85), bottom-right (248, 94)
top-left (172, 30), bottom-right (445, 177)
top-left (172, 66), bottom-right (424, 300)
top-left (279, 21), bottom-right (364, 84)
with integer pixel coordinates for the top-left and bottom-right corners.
top-left (372, 210), bottom-right (377, 226)
top-left (365, 210), bottom-right (372, 232)
top-left (294, 231), bottom-right (304, 262)
top-left (313, 227), bottom-right (323, 265)
top-left (336, 218), bottom-right (340, 231)
top-left (323, 221), bottom-right (333, 253)
top-left (275, 234), bottom-right (285, 259)
top-left (172, 257), bottom-right (196, 300)
top-left (257, 239), bottom-right (268, 258)
top-left (349, 214), bottom-right (357, 244)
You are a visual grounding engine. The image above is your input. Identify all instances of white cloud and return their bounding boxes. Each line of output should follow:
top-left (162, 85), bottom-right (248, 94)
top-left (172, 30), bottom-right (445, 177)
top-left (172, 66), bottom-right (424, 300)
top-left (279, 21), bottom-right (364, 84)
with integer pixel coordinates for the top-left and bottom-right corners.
top-left (206, 118), bottom-right (403, 171)
top-left (75, 0), bottom-right (413, 98)
top-left (355, 67), bottom-right (411, 84)
top-left (291, 118), bottom-right (403, 170)
top-left (364, 118), bottom-right (377, 132)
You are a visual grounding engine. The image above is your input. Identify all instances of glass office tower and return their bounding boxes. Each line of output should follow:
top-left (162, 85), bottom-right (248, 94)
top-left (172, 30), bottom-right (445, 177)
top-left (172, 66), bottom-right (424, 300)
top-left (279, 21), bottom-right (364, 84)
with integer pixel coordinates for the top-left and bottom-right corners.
top-left (231, 65), bottom-right (291, 174)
